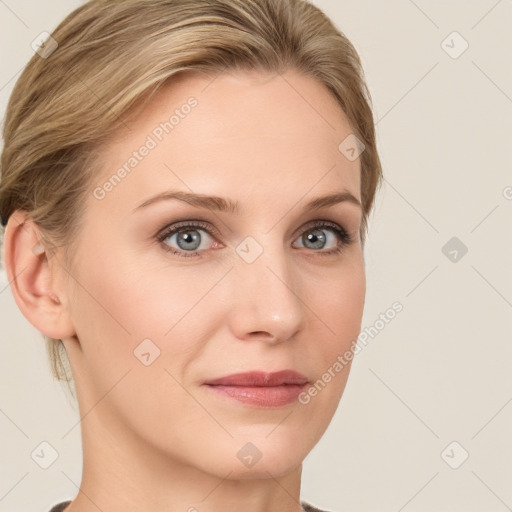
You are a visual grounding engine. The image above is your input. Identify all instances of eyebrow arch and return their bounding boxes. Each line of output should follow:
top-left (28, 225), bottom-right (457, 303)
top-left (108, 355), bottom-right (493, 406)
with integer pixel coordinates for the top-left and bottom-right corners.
top-left (132, 189), bottom-right (362, 215)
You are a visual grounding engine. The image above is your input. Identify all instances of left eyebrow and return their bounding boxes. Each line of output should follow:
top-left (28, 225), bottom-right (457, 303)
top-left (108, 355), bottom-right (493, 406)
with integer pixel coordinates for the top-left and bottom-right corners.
top-left (132, 189), bottom-right (362, 214)
top-left (304, 191), bottom-right (362, 212)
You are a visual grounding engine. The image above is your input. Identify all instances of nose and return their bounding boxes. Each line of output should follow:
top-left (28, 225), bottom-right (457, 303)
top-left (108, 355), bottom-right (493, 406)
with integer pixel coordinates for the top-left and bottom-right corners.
top-left (227, 239), bottom-right (307, 344)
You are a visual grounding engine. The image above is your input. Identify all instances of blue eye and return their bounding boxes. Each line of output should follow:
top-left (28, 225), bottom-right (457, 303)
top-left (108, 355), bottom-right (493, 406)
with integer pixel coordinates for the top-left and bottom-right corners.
top-left (158, 221), bottom-right (215, 258)
top-left (294, 220), bottom-right (353, 254)
top-left (157, 220), bottom-right (354, 259)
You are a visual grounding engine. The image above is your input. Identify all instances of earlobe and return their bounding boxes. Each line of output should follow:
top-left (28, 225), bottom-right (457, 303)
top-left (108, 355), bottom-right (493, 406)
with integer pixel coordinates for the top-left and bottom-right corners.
top-left (3, 210), bottom-right (76, 340)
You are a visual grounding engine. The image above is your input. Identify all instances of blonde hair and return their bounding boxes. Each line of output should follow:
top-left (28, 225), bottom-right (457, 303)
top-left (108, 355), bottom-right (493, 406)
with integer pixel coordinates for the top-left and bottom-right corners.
top-left (0, 0), bottom-right (383, 398)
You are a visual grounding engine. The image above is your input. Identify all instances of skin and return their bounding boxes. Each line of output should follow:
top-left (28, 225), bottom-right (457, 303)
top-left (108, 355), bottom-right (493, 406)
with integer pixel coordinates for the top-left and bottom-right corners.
top-left (5, 68), bottom-right (365, 512)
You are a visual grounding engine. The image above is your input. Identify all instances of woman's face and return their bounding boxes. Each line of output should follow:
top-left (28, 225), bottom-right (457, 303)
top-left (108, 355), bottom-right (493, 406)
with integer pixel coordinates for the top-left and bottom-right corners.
top-left (60, 68), bottom-right (365, 479)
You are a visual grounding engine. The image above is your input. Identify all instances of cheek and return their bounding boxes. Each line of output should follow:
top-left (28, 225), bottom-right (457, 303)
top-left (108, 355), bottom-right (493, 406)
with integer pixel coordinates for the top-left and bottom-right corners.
top-left (307, 257), bottom-right (366, 350)
top-left (69, 244), bottom-right (227, 375)
top-left (66, 247), bottom-right (215, 432)
top-left (297, 258), bottom-right (365, 417)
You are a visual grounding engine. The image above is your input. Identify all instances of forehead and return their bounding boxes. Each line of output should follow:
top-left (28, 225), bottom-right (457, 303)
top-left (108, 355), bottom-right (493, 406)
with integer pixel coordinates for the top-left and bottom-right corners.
top-left (91, 68), bottom-right (361, 214)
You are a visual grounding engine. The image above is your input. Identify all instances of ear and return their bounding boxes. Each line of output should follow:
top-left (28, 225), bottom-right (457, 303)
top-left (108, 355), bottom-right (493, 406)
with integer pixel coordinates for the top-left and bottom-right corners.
top-left (3, 210), bottom-right (76, 340)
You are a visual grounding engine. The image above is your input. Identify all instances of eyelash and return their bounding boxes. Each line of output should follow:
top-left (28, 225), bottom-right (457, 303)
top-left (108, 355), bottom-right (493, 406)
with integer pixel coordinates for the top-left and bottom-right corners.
top-left (157, 219), bottom-right (354, 259)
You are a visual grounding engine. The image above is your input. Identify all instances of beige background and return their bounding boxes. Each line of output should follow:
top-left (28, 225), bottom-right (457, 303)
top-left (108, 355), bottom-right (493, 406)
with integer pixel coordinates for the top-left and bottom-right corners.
top-left (1, 1), bottom-right (511, 511)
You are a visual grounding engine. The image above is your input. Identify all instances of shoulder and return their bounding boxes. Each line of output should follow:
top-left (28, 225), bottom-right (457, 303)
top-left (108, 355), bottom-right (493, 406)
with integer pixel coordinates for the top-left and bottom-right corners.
top-left (48, 500), bottom-right (72, 512)
top-left (302, 500), bottom-right (337, 512)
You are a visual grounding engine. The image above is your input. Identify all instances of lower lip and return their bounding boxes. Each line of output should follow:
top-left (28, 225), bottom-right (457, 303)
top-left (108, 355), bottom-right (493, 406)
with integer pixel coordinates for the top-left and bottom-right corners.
top-left (203, 384), bottom-right (308, 407)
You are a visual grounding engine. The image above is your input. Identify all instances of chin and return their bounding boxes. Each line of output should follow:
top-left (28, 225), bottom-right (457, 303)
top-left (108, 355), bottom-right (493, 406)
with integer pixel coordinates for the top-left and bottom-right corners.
top-left (201, 432), bottom-right (309, 479)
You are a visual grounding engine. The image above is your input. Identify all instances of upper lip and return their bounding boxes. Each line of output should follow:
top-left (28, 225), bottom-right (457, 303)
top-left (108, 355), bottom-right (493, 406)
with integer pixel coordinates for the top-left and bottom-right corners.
top-left (203, 370), bottom-right (309, 387)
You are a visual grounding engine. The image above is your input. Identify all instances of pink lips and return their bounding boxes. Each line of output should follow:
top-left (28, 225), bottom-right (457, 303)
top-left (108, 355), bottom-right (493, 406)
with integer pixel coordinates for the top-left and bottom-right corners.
top-left (203, 370), bottom-right (308, 386)
top-left (203, 370), bottom-right (309, 407)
